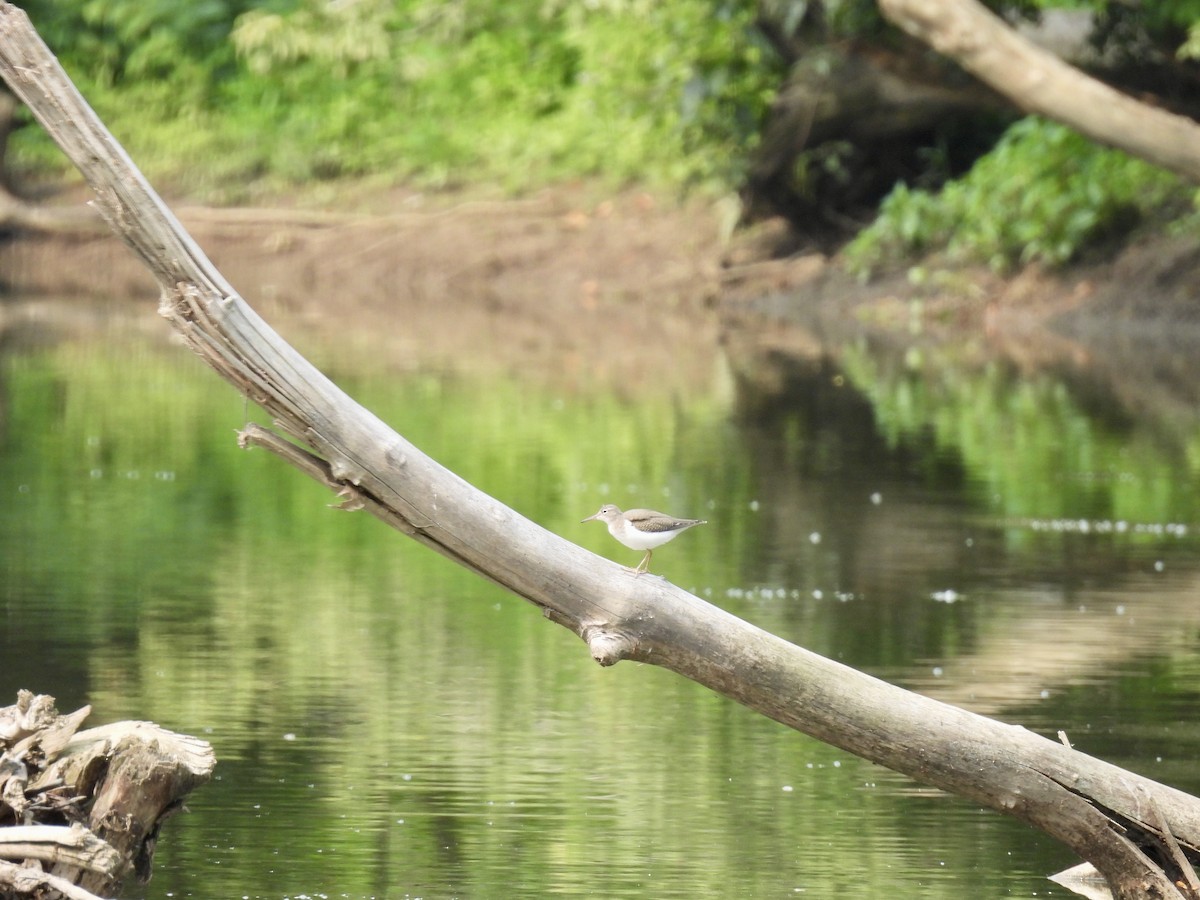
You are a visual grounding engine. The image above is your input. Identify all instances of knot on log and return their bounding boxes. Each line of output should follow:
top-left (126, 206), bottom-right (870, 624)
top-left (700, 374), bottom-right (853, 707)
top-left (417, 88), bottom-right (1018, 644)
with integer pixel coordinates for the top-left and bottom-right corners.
top-left (585, 628), bottom-right (635, 666)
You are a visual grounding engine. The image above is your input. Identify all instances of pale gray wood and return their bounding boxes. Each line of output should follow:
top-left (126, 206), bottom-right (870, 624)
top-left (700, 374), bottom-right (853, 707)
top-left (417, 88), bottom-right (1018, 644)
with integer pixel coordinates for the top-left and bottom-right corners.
top-left (0, 691), bottom-right (214, 898)
top-left (0, 825), bottom-right (120, 877)
top-left (40, 720), bottom-right (216, 892)
top-left (0, 857), bottom-right (111, 900)
top-left (0, 5), bottom-right (1195, 896)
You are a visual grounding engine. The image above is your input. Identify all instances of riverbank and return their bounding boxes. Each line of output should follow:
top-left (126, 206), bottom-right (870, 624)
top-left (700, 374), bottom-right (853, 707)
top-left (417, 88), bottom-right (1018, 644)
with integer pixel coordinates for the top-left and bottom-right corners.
top-left (3, 182), bottom-right (1199, 393)
top-left (1, 184), bottom-right (725, 396)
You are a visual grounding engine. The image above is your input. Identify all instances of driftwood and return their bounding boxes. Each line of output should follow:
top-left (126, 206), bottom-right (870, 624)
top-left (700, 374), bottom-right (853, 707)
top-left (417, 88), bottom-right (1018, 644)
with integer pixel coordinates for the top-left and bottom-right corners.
top-left (1, 5), bottom-right (1198, 898)
top-left (0, 691), bottom-right (215, 900)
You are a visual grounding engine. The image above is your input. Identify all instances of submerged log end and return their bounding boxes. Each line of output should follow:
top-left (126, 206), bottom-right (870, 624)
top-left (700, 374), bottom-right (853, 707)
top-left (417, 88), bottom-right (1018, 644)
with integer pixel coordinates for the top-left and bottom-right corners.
top-left (63, 722), bottom-right (215, 890)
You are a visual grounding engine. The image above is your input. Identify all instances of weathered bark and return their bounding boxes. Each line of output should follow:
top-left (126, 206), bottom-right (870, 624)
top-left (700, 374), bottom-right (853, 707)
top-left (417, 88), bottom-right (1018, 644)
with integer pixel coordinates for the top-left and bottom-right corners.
top-left (0, 858), bottom-right (111, 900)
top-left (0, 5), bottom-right (1195, 897)
top-left (876, 0), bottom-right (1200, 183)
top-left (0, 691), bottom-right (215, 900)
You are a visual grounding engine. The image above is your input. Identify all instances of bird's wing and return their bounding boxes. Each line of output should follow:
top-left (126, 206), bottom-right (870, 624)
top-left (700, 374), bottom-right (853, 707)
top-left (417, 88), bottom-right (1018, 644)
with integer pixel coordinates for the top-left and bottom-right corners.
top-left (624, 509), bottom-right (692, 532)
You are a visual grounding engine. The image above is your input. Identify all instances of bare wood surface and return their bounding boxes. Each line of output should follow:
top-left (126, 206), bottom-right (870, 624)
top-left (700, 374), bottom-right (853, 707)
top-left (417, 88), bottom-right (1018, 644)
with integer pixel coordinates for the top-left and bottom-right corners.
top-left (1143, 786), bottom-right (1200, 898)
top-left (0, 691), bottom-right (215, 899)
top-left (0, 858), bottom-right (109, 900)
top-left (37, 721), bottom-right (216, 890)
top-left (877, 0), bottom-right (1200, 182)
top-left (0, 5), bottom-right (1196, 897)
top-left (0, 824), bottom-right (121, 874)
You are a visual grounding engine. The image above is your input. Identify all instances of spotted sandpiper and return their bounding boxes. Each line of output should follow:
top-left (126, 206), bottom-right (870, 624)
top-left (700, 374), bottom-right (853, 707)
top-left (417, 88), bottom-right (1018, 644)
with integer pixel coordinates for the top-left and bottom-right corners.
top-left (581, 504), bottom-right (707, 574)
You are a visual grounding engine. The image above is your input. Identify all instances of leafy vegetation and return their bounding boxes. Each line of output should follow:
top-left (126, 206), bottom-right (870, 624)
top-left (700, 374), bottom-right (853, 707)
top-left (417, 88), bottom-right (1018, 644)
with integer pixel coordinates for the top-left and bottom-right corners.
top-left (836, 0), bottom-right (1200, 276)
top-left (845, 118), bottom-right (1189, 277)
top-left (13, 0), bottom-right (783, 197)
top-left (7, 1), bottom-right (1198, 276)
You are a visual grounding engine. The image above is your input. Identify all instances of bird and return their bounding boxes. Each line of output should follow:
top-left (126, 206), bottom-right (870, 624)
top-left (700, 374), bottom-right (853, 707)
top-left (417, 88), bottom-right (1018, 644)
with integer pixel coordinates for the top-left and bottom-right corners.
top-left (581, 504), bottom-right (707, 574)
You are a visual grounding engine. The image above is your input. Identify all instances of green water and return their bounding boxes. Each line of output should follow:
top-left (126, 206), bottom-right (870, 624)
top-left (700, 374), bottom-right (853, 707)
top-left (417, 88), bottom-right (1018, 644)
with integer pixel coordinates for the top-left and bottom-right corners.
top-left (4, 303), bottom-right (1200, 898)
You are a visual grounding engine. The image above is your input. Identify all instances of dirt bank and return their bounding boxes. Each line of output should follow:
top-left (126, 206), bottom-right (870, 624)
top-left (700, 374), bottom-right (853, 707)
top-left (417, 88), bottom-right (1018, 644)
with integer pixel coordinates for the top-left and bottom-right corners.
top-left (1, 185), bottom-right (725, 397)
top-left (719, 219), bottom-right (1200, 429)
top-left (2, 183), bottom-right (1199, 394)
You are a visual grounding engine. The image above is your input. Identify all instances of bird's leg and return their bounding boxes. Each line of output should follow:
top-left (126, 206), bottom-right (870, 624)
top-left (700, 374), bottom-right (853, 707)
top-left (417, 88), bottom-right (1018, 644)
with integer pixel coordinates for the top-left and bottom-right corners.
top-left (634, 549), bottom-right (652, 575)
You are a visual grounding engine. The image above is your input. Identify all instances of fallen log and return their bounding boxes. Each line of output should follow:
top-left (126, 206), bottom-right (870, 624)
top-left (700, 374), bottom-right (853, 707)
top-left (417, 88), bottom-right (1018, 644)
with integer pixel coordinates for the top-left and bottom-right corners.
top-left (0, 691), bottom-right (215, 900)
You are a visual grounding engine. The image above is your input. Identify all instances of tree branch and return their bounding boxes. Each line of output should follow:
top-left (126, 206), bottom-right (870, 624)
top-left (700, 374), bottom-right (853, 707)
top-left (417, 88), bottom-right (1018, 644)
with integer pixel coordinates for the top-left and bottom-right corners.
top-left (877, 0), bottom-right (1200, 182)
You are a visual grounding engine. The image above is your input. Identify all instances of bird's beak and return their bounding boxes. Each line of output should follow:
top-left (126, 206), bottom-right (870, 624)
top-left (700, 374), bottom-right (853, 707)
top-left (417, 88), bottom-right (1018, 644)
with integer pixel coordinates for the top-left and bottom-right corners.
top-left (581, 511), bottom-right (599, 523)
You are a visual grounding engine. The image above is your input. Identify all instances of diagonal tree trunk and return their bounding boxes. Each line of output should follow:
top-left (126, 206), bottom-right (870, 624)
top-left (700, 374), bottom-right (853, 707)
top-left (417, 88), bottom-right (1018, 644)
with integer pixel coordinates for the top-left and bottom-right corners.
top-left (876, 0), bottom-right (1200, 182)
top-left (0, 4), bottom-right (1195, 897)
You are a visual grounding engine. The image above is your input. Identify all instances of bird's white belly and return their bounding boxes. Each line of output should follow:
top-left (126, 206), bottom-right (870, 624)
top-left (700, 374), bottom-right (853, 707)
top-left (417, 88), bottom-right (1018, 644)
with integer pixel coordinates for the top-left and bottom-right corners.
top-left (610, 525), bottom-right (679, 551)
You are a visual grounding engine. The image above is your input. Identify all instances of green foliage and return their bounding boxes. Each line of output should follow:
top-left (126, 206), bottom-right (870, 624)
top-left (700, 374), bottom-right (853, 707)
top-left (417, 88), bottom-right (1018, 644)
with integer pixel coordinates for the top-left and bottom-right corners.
top-left (1180, 21), bottom-right (1200, 60)
top-left (12, 0), bottom-right (783, 195)
top-left (22, 0), bottom-right (253, 84)
top-left (232, 1), bottom-right (390, 76)
top-left (845, 118), bottom-right (1185, 277)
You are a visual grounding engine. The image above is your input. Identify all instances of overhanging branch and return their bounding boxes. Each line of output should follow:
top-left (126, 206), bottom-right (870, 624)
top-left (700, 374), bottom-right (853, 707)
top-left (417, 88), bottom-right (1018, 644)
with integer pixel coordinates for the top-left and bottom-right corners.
top-left (877, 0), bottom-right (1200, 182)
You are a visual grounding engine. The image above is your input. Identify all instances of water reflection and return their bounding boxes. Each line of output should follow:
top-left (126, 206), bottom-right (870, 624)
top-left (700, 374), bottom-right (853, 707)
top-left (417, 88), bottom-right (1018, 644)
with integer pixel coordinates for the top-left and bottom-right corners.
top-left (721, 313), bottom-right (1200, 794)
top-left (4, 295), bottom-right (1200, 896)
